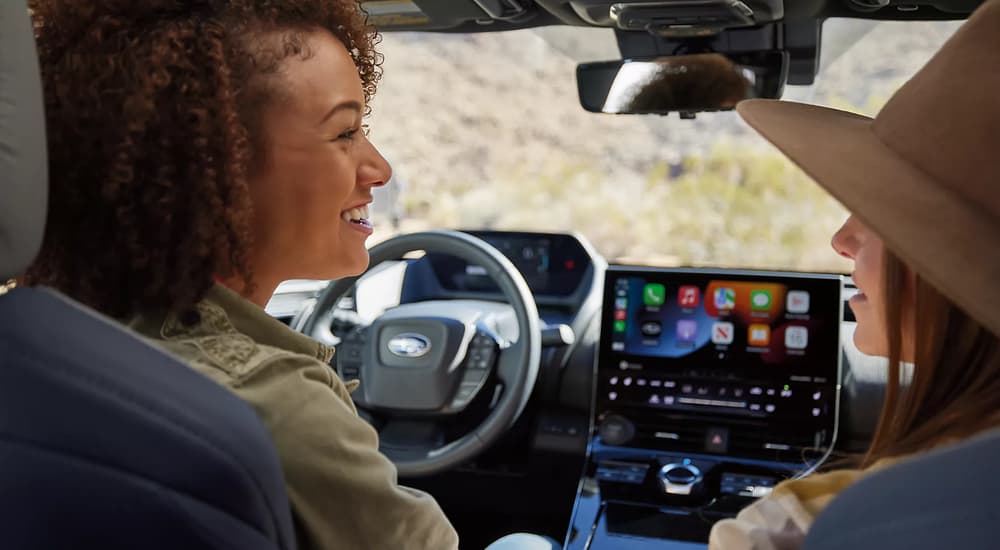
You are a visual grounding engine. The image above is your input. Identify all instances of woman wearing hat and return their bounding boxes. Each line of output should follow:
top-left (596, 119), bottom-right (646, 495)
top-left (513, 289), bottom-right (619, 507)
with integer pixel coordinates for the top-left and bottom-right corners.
top-left (710, 0), bottom-right (1000, 548)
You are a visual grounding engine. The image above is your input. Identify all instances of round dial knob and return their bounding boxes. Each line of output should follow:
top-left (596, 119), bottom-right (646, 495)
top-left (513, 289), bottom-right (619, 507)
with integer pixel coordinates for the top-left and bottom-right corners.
top-left (598, 414), bottom-right (635, 446)
top-left (658, 463), bottom-right (703, 495)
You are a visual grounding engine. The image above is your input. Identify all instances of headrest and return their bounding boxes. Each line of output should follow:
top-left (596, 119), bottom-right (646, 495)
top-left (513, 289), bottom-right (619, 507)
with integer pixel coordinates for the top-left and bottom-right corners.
top-left (0, 1), bottom-right (48, 280)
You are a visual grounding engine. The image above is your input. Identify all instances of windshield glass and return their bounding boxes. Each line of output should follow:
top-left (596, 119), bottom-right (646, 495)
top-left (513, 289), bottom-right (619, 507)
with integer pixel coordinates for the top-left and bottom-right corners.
top-left (367, 19), bottom-right (961, 273)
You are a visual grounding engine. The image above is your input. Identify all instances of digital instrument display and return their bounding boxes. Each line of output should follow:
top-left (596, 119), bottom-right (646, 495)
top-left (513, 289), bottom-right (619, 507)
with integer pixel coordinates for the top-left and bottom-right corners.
top-left (429, 232), bottom-right (590, 297)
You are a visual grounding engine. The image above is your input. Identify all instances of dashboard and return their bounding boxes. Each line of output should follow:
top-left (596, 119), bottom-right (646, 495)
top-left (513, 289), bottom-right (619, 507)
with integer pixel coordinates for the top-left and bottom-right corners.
top-left (269, 229), bottom-right (880, 550)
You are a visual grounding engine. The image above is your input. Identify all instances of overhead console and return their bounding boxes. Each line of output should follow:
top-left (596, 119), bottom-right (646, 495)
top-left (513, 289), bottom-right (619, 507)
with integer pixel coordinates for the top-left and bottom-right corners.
top-left (566, 266), bottom-right (843, 549)
top-left (570, 0), bottom-right (785, 34)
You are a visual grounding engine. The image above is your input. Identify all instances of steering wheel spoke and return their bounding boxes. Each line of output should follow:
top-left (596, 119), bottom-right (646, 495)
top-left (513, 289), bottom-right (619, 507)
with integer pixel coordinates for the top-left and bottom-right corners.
top-left (378, 418), bottom-right (448, 456)
top-left (334, 326), bottom-right (369, 394)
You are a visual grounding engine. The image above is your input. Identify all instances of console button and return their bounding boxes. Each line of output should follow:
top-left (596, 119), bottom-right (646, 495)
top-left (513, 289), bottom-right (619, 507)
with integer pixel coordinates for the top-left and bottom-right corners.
top-left (705, 427), bottom-right (729, 454)
top-left (599, 414), bottom-right (635, 446)
top-left (596, 461), bottom-right (649, 485)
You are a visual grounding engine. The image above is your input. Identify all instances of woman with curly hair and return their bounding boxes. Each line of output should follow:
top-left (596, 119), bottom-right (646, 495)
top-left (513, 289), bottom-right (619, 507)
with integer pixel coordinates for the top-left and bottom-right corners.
top-left (25, 1), bottom-right (458, 548)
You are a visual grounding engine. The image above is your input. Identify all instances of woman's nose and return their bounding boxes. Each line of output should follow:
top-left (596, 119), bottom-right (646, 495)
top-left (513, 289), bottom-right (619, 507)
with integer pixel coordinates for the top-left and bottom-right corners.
top-left (359, 136), bottom-right (392, 188)
top-left (831, 216), bottom-right (859, 260)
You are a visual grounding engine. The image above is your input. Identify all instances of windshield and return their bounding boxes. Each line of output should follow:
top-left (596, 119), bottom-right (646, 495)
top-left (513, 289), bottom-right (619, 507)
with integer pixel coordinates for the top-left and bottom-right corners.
top-left (366, 19), bottom-right (961, 273)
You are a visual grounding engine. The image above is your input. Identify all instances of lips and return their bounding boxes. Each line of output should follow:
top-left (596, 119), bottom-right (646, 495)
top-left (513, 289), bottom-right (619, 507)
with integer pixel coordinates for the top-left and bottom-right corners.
top-left (340, 204), bottom-right (373, 230)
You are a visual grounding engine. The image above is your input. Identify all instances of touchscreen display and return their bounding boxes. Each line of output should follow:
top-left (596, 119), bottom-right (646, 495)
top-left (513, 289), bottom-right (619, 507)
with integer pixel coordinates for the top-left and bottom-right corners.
top-left (598, 267), bottom-right (842, 442)
top-left (609, 276), bottom-right (836, 368)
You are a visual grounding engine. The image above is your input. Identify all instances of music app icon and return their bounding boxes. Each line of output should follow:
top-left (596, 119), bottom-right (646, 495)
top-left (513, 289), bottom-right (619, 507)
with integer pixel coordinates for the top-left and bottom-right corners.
top-left (678, 285), bottom-right (700, 308)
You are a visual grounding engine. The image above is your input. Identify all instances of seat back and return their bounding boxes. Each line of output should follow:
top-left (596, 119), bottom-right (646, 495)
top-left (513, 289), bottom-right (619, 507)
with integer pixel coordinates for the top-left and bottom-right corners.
top-left (0, 2), bottom-right (296, 549)
top-left (803, 429), bottom-right (1000, 550)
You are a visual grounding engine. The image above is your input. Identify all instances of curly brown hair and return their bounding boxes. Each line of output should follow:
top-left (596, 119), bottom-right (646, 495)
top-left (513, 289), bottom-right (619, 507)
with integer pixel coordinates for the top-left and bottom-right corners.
top-left (24, 0), bottom-right (382, 318)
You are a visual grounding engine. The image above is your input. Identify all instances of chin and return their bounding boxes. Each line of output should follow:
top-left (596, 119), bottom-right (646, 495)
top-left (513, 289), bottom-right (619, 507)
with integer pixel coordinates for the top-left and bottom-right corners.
top-left (853, 326), bottom-right (887, 358)
top-left (341, 250), bottom-right (371, 277)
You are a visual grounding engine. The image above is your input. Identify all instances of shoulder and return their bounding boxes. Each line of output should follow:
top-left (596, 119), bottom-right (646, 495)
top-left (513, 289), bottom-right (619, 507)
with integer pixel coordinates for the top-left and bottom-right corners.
top-left (136, 297), bottom-right (346, 393)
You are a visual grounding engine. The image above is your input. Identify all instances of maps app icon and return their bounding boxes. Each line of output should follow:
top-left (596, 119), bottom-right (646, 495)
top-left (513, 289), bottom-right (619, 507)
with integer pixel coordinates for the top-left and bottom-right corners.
top-left (714, 288), bottom-right (735, 310)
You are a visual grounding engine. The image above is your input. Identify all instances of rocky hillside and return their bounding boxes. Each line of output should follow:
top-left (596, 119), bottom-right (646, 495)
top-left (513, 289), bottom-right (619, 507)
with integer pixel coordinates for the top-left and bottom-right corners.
top-left (365, 19), bottom-right (961, 270)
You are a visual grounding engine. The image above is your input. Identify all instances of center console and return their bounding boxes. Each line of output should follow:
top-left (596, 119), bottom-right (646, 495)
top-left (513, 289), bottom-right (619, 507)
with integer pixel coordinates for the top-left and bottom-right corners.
top-left (566, 266), bottom-right (844, 549)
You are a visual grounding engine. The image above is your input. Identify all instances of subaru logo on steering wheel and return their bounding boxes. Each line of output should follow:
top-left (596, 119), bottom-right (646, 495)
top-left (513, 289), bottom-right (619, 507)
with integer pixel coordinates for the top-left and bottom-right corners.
top-left (387, 333), bottom-right (432, 358)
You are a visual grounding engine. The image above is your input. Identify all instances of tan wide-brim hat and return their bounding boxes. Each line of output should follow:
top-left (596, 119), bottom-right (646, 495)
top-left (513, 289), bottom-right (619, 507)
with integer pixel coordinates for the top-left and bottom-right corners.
top-left (737, 0), bottom-right (1000, 337)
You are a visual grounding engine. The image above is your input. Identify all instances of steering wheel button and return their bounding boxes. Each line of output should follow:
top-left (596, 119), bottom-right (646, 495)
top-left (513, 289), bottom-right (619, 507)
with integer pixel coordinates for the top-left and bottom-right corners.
top-left (458, 390), bottom-right (474, 400)
top-left (463, 371), bottom-right (487, 384)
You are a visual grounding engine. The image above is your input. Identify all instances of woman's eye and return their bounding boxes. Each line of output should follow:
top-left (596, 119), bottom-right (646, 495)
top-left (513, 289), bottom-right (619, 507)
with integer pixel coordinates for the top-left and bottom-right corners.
top-left (334, 128), bottom-right (360, 142)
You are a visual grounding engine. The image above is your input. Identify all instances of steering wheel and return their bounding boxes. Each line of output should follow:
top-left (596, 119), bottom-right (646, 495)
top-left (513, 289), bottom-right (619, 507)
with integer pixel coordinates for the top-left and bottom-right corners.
top-left (299, 231), bottom-right (541, 477)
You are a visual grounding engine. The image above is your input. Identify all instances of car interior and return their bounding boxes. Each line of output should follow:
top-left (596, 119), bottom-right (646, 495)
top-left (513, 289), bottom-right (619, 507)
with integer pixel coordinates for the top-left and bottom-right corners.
top-left (1, 1), bottom-right (998, 549)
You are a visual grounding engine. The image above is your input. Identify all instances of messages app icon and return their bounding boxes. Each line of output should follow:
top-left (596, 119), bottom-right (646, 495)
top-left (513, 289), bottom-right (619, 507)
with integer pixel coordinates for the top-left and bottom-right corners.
top-left (644, 283), bottom-right (666, 307)
top-left (751, 290), bottom-right (772, 311)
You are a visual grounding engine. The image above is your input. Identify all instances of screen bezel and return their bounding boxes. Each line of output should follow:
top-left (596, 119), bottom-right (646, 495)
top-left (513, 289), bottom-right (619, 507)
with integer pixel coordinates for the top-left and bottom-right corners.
top-left (598, 266), bottom-right (845, 457)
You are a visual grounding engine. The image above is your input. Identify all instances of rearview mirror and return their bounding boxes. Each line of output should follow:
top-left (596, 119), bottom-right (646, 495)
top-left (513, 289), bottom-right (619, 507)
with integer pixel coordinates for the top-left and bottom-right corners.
top-left (577, 51), bottom-right (788, 115)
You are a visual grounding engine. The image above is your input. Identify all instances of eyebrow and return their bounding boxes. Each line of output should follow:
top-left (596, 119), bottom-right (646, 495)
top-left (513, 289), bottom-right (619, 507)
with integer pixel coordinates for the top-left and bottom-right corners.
top-left (319, 100), bottom-right (363, 124)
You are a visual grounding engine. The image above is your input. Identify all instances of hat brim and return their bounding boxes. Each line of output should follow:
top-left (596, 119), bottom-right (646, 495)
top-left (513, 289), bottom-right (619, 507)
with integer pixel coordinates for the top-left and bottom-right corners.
top-left (737, 99), bottom-right (1000, 337)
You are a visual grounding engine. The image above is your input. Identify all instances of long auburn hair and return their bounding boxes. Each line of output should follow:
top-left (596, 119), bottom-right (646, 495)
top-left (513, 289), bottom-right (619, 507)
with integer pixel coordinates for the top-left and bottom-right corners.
top-left (861, 250), bottom-right (1000, 467)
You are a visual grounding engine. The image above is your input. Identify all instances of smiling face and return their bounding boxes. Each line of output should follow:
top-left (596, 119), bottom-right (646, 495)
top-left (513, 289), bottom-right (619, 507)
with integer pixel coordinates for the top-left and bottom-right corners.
top-left (832, 215), bottom-right (915, 360)
top-left (245, 29), bottom-right (391, 295)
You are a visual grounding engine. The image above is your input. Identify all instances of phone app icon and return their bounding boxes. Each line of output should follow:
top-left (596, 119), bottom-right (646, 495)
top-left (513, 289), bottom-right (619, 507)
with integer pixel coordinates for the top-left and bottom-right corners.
top-left (644, 283), bottom-right (666, 307)
top-left (711, 322), bottom-right (735, 345)
top-left (751, 290), bottom-right (772, 311)
top-left (787, 291), bottom-right (810, 314)
top-left (614, 309), bottom-right (627, 321)
top-left (785, 326), bottom-right (809, 349)
top-left (678, 286), bottom-right (700, 308)
top-left (614, 320), bottom-right (626, 333)
top-left (748, 324), bottom-right (771, 347)
top-left (676, 320), bottom-right (698, 343)
top-left (714, 288), bottom-right (736, 310)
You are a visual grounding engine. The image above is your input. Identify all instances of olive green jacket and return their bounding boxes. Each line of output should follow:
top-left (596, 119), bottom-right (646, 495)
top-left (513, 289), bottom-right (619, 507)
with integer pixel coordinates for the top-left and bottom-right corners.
top-left (128, 284), bottom-right (459, 550)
